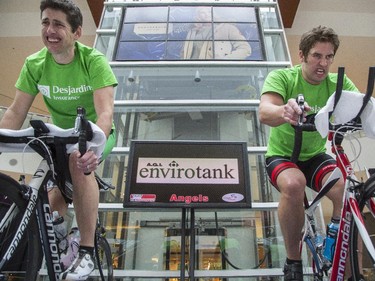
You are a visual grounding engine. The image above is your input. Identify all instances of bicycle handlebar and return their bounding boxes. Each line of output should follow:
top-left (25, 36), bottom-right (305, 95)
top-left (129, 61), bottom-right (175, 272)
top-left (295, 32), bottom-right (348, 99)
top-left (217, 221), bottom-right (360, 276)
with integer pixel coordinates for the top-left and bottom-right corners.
top-left (296, 94), bottom-right (305, 126)
top-left (291, 100), bottom-right (363, 163)
top-left (0, 107), bottom-right (106, 163)
top-left (291, 118), bottom-right (317, 163)
top-left (76, 107), bottom-right (93, 175)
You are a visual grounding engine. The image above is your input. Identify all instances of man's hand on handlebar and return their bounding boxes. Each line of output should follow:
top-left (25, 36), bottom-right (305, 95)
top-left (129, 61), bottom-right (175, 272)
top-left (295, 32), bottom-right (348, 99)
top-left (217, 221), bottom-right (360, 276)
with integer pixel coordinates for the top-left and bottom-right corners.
top-left (73, 150), bottom-right (99, 175)
top-left (283, 97), bottom-right (311, 126)
top-left (75, 106), bottom-right (96, 175)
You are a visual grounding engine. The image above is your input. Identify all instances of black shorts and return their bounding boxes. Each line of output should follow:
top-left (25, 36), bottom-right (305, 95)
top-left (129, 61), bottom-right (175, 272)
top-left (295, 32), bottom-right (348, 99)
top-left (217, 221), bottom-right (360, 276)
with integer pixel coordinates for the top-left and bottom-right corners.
top-left (265, 153), bottom-right (337, 192)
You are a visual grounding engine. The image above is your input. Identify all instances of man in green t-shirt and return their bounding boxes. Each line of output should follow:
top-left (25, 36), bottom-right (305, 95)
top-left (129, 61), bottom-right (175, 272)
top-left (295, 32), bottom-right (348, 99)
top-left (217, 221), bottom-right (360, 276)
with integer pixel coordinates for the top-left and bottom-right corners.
top-left (259, 26), bottom-right (358, 281)
top-left (0, 0), bottom-right (117, 280)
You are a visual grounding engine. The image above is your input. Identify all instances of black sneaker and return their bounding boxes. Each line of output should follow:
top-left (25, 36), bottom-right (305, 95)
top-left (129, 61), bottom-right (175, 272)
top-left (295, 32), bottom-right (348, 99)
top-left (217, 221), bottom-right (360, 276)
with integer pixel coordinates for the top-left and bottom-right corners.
top-left (283, 262), bottom-right (303, 281)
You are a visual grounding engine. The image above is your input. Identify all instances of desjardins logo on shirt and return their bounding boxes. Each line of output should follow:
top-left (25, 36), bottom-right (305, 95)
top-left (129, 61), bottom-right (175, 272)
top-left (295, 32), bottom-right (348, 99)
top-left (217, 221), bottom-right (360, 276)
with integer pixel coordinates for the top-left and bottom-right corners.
top-left (38, 85), bottom-right (51, 98)
top-left (38, 84), bottom-right (93, 100)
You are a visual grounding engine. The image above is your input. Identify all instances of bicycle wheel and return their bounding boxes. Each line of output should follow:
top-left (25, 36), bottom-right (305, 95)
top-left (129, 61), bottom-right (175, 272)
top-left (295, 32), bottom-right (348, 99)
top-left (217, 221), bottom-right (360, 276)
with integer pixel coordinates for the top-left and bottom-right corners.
top-left (0, 173), bottom-right (42, 280)
top-left (350, 178), bottom-right (375, 280)
top-left (92, 234), bottom-right (113, 281)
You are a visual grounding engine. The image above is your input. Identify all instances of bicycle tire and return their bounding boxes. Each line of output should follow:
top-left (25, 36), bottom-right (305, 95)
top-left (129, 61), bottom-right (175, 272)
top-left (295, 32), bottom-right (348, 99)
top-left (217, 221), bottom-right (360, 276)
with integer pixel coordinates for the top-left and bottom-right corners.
top-left (0, 173), bottom-right (42, 280)
top-left (350, 177), bottom-right (375, 280)
top-left (92, 234), bottom-right (113, 281)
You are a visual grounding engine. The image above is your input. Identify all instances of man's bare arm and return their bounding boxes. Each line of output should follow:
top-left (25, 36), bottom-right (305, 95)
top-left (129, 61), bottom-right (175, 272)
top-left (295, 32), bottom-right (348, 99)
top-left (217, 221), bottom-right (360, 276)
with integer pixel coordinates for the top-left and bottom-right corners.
top-left (0, 89), bottom-right (35, 129)
top-left (259, 92), bottom-right (309, 127)
top-left (93, 86), bottom-right (114, 138)
top-left (259, 92), bottom-right (286, 127)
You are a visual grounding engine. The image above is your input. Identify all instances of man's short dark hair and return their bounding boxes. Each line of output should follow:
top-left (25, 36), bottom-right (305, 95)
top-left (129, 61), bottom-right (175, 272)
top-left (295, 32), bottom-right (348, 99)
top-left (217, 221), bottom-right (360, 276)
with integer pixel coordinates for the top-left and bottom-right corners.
top-left (40, 0), bottom-right (82, 32)
top-left (299, 26), bottom-right (340, 59)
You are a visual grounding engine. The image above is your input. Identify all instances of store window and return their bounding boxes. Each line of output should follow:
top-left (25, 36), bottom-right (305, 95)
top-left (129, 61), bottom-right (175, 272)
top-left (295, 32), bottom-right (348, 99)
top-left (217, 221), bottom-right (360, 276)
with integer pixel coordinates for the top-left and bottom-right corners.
top-left (116, 6), bottom-right (263, 61)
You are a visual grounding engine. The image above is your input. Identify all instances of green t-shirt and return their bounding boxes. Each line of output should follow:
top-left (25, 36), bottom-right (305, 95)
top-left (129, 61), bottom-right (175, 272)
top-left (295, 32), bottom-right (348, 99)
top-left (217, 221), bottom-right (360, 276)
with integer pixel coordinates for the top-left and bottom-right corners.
top-left (261, 65), bottom-right (358, 161)
top-left (15, 42), bottom-right (118, 129)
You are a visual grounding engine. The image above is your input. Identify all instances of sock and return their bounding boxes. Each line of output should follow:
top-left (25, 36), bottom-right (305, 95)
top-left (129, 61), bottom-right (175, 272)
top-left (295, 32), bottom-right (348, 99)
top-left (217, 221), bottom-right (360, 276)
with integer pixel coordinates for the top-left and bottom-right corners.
top-left (331, 217), bottom-right (340, 224)
top-left (286, 258), bottom-right (302, 264)
top-left (79, 245), bottom-right (94, 257)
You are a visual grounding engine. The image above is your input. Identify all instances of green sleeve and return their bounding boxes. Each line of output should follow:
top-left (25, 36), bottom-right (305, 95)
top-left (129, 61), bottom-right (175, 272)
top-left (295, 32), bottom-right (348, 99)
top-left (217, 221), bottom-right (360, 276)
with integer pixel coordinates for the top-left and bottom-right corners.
top-left (87, 54), bottom-right (118, 91)
top-left (261, 68), bottom-right (291, 102)
top-left (15, 59), bottom-right (40, 95)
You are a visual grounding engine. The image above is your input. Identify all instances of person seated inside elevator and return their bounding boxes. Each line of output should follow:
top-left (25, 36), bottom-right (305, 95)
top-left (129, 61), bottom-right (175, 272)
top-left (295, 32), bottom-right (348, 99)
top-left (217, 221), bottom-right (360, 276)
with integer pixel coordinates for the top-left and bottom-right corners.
top-left (181, 6), bottom-right (251, 60)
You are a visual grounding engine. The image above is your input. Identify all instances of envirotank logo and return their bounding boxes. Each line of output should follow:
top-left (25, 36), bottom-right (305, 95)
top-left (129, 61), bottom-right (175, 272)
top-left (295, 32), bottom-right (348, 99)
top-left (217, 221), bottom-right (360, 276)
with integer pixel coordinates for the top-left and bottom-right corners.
top-left (136, 158), bottom-right (239, 184)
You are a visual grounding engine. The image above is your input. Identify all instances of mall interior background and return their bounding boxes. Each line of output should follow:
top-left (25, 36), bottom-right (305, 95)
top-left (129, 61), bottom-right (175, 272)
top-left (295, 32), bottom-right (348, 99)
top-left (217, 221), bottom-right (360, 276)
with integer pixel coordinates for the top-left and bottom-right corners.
top-left (0, 0), bottom-right (375, 280)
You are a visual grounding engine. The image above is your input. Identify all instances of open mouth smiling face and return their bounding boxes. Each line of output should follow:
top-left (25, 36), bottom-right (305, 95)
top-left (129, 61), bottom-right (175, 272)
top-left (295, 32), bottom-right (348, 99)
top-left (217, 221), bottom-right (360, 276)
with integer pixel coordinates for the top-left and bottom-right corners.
top-left (41, 8), bottom-right (80, 62)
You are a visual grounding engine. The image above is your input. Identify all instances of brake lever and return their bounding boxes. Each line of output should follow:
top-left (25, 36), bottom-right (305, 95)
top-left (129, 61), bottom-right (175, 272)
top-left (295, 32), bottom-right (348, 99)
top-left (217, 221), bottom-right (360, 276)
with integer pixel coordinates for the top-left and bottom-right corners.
top-left (296, 94), bottom-right (305, 126)
top-left (76, 107), bottom-right (91, 176)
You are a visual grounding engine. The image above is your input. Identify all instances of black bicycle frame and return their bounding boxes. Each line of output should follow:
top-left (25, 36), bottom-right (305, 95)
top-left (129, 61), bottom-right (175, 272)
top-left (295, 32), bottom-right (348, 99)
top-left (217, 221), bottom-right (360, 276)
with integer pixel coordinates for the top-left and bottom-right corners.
top-left (34, 161), bottom-right (64, 281)
top-left (3, 158), bottom-right (63, 281)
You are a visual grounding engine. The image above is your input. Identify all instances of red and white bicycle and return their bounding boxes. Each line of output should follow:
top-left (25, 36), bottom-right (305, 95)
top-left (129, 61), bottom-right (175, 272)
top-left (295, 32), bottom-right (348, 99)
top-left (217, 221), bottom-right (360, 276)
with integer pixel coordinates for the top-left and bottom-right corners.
top-left (293, 67), bottom-right (375, 280)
